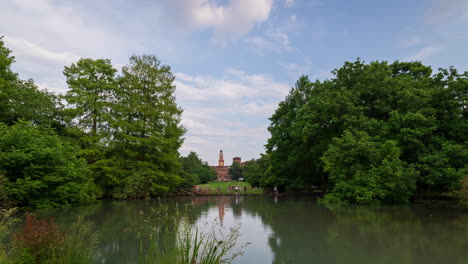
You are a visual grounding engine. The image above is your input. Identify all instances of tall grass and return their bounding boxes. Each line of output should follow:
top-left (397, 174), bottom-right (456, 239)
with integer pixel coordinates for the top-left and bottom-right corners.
top-left (0, 207), bottom-right (18, 263)
top-left (11, 214), bottom-right (98, 264)
top-left (137, 202), bottom-right (248, 264)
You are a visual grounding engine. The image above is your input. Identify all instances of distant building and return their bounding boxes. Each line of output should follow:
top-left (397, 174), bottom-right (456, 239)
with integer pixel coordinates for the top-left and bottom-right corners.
top-left (211, 150), bottom-right (242, 181)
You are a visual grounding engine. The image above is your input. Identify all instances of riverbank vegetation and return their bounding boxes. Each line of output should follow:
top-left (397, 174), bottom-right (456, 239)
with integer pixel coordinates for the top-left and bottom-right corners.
top-left (138, 206), bottom-right (246, 264)
top-left (0, 37), bottom-right (216, 208)
top-left (1, 36), bottom-right (466, 208)
top-left (248, 60), bottom-right (467, 205)
top-left (196, 181), bottom-right (264, 195)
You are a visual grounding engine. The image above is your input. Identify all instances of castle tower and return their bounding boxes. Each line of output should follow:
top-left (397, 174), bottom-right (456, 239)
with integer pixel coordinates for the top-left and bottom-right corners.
top-left (218, 150), bottom-right (224, 166)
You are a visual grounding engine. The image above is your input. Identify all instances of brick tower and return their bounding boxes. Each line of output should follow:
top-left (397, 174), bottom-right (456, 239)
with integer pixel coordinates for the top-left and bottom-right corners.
top-left (218, 150), bottom-right (224, 166)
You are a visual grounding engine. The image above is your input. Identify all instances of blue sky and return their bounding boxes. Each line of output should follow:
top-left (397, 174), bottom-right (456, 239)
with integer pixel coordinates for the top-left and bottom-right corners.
top-left (2, 0), bottom-right (467, 165)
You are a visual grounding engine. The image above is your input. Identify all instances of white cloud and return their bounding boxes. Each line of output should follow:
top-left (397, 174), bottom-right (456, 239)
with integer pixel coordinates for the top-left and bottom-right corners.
top-left (162, 0), bottom-right (273, 41)
top-left (407, 45), bottom-right (442, 61)
top-left (4, 36), bottom-right (80, 68)
top-left (400, 36), bottom-right (428, 48)
top-left (246, 26), bottom-right (294, 54)
top-left (175, 69), bottom-right (290, 164)
top-left (175, 70), bottom-right (289, 101)
top-left (0, 0), bottom-right (134, 93)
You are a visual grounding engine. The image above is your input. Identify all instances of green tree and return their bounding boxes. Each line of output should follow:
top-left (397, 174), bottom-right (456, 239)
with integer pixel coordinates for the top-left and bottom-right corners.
top-left (265, 75), bottom-right (323, 189)
top-left (322, 130), bottom-right (418, 205)
top-left (181, 152), bottom-right (216, 184)
top-left (0, 37), bottom-right (61, 128)
top-left (97, 55), bottom-right (186, 198)
top-left (63, 58), bottom-right (118, 158)
top-left (0, 121), bottom-right (94, 207)
top-left (243, 155), bottom-right (268, 187)
top-left (265, 60), bottom-right (467, 204)
top-left (229, 162), bottom-right (244, 181)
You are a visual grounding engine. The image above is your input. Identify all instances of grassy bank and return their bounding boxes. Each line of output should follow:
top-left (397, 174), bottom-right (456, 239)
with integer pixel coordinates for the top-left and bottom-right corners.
top-left (196, 181), bottom-right (264, 195)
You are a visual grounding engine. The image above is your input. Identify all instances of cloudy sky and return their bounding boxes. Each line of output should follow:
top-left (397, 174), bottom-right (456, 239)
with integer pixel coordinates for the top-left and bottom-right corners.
top-left (2, 0), bottom-right (467, 165)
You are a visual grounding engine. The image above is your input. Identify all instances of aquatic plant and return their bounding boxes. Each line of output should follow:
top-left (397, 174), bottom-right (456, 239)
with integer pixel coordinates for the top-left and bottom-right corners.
top-left (12, 214), bottom-right (97, 264)
top-left (136, 203), bottom-right (248, 264)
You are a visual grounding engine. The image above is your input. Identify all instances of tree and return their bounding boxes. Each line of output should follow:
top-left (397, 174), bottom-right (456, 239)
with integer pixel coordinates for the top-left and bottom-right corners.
top-left (0, 121), bottom-right (94, 207)
top-left (0, 37), bottom-right (60, 128)
top-left (97, 55), bottom-right (186, 198)
top-left (322, 130), bottom-right (418, 205)
top-left (63, 58), bottom-right (118, 154)
top-left (229, 162), bottom-right (244, 181)
top-left (180, 152), bottom-right (216, 184)
top-left (243, 156), bottom-right (268, 187)
top-left (265, 59), bottom-right (467, 204)
top-left (265, 75), bottom-right (322, 189)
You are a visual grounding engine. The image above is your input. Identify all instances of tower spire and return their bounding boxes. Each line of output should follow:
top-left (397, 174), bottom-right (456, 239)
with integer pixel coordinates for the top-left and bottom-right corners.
top-left (218, 149), bottom-right (224, 166)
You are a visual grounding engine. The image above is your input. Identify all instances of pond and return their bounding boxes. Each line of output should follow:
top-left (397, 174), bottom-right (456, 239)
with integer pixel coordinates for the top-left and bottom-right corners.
top-left (34, 195), bottom-right (468, 264)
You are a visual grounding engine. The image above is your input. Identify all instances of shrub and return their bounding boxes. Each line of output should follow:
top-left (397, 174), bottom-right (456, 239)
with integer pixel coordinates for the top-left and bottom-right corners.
top-left (0, 121), bottom-right (94, 207)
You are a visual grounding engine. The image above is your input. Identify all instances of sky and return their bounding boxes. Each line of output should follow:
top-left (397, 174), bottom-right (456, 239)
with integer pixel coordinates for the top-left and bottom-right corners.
top-left (1, 0), bottom-right (467, 165)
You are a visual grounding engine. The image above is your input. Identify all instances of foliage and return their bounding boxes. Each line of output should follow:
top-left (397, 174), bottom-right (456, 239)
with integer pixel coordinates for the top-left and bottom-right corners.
top-left (243, 155), bottom-right (268, 187)
top-left (63, 58), bottom-right (117, 139)
top-left (12, 214), bottom-right (97, 264)
top-left (181, 152), bottom-right (216, 185)
top-left (265, 60), bottom-right (467, 204)
top-left (197, 181), bottom-right (264, 195)
top-left (0, 207), bottom-right (17, 263)
top-left (138, 205), bottom-right (246, 264)
top-left (0, 121), bottom-right (94, 207)
top-left (0, 37), bottom-right (62, 128)
top-left (92, 55), bottom-right (186, 198)
top-left (321, 130), bottom-right (418, 204)
top-left (228, 162), bottom-right (243, 181)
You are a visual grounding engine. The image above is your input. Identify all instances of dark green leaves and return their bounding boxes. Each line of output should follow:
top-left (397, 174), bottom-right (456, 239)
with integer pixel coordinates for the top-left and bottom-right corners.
top-left (265, 60), bottom-right (467, 204)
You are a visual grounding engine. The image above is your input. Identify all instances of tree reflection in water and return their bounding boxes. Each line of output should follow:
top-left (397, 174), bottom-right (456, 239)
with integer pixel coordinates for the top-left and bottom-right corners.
top-left (31, 196), bottom-right (468, 264)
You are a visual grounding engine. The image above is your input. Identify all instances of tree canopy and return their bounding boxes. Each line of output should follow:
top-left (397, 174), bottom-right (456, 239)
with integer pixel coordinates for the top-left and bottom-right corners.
top-left (264, 60), bottom-right (467, 204)
top-left (0, 121), bottom-right (93, 207)
top-left (180, 152), bottom-right (216, 185)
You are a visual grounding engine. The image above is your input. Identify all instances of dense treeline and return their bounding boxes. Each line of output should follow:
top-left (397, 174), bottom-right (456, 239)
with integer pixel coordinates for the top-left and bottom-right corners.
top-left (0, 37), bottom-right (214, 207)
top-left (259, 60), bottom-right (467, 204)
top-left (180, 152), bottom-right (217, 186)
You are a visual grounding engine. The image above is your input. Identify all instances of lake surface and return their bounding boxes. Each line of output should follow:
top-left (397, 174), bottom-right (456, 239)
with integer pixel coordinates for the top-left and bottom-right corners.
top-left (34, 195), bottom-right (468, 264)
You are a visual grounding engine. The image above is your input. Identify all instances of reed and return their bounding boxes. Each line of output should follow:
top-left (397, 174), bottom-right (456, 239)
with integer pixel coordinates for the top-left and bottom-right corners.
top-left (137, 202), bottom-right (248, 264)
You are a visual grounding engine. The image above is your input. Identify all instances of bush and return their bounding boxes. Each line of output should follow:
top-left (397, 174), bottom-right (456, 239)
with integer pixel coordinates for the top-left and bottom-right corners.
top-left (322, 131), bottom-right (418, 205)
top-left (0, 121), bottom-right (94, 207)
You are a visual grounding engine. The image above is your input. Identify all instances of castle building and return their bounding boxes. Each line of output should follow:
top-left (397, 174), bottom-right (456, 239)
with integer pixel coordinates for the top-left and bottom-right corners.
top-left (211, 150), bottom-right (241, 181)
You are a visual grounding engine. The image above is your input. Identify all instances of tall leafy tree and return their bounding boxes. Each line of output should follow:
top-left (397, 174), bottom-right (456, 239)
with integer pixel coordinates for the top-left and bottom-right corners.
top-left (265, 75), bottom-right (317, 189)
top-left (63, 58), bottom-right (118, 150)
top-left (265, 60), bottom-right (467, 204)
top-left (100, 55), bottom-right (186, 198)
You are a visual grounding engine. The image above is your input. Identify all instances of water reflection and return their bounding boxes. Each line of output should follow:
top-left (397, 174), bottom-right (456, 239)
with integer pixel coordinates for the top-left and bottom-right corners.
top-left (33, 196), bottom-right (468, 264)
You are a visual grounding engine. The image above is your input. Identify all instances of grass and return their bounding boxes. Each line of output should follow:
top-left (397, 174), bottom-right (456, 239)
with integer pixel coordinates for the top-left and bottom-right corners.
top-left (196, 181), bottom-right (264, 195)
top-left (137, 202), bottom-right (248, 264)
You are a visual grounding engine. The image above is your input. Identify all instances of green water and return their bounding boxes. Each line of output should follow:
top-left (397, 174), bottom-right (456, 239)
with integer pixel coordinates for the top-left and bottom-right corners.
top-left (34, 195), bottom-right (468, 264)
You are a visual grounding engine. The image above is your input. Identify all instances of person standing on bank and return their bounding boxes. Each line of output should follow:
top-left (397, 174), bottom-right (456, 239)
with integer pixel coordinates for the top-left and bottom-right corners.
top-left (273, 186), bottom-right (278, 194)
